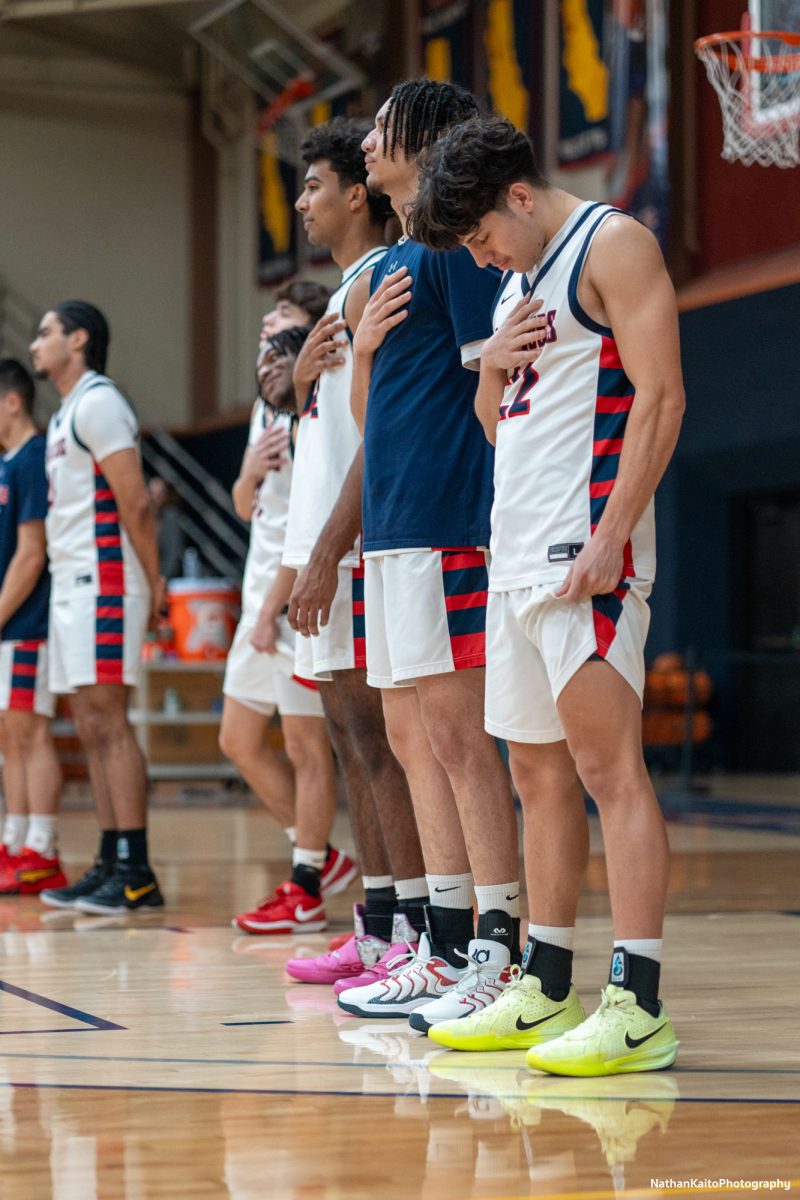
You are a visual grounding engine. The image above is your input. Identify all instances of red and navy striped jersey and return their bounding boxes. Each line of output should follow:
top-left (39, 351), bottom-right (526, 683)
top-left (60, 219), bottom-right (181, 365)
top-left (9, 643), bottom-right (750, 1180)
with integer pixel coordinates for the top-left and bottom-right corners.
top-left (488, 202), bottom-right (656, 592)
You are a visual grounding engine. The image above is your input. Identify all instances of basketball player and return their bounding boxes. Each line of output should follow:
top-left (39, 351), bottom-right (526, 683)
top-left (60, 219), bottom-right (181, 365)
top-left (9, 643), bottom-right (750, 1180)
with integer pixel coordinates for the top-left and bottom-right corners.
top-left (260, 280), bottom-right (331, 344)
top-left (222, 325), bottom-right (356, 934)
top-left (327, 81), bottom-right (521, 1026)
top-left (408, 115), bottom-right (684, 1074)
top-left (0, 360), bottom-right (65, 895)
top-left (30, 302), bottom-right (165, 914)
top-left (257, 117), bottom-right (429, 988)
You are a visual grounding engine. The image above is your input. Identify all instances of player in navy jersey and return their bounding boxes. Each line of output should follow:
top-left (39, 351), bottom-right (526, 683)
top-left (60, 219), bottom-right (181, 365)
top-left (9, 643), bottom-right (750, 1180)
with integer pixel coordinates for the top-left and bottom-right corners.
top-left (324, 80), bottom-right (521, 1029)
top-left (31, 301), bottom-right (165, 916)
top-left (0, 360), bottom-right (66, 895)
top-left (408, 116), bottom-right (685, 1073)
top-left (254, 118), bottom-right (428, 985)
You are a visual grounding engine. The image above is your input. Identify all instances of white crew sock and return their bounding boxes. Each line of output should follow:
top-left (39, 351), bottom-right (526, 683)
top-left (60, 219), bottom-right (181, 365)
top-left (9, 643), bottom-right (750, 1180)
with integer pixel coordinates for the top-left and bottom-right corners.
top-left (528, 924), bottom-right (576, 951)
top-left (284, 826), bottom-right (297, 846)
top-left (614, 937), bottom-right (662, 963)
top-left (361, 874), bottom-right (394, 890)
top-left (426, 872), bottom-right (473, 910)
top-left (2, 814), bottom-right (27, 856)
top-left (394, 876), bottom-right (429, 901)
top-left (292, 846), bottom-right (327, 871)
top-left (25, 815), bottom-right (57, 858)
top-left (475, 881), bottom-right (520, 920)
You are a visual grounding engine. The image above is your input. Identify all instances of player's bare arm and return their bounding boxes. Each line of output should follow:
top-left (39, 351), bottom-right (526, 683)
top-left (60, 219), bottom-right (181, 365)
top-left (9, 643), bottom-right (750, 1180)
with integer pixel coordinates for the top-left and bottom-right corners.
top-left (292, 313), bottom-right (347, 413)
top-left (99, 447), bottom-right (165, 626)
top-left (351, 268), bottom-right (412, 431)
top-left (232, 417), bottom-right (289, 520)
top-left (0, 520), bottom-right (47, 631)
top-left (251, 563), bottom-right (297, 654)
top-left (557, 219), bottom-right (685, 604)
top-left (288, 445), bottom-right (364, 639)
top-left (477, 296), bottom-right (549, 443)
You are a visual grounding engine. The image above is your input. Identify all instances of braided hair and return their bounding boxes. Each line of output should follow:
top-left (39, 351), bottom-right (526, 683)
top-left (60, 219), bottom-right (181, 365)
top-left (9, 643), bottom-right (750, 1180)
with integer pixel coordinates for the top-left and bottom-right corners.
top-left (384, 78), bottom-right (479, 161)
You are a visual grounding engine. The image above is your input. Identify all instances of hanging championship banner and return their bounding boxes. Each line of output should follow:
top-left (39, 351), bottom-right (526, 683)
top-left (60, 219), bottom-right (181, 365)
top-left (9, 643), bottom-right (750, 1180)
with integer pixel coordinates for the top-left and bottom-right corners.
top-left (257, 129), bottom-right (298, 285)
top-left (606, 0), bottom-right (670, 248)
top-left (421, 0), bottom-right (472, 84)
top-left (558, 0), bottom-right (610, 167)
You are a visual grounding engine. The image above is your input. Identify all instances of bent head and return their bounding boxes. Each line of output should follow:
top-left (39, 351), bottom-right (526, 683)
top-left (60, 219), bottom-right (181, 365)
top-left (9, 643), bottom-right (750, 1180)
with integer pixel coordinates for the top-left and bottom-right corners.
top-left (408, 116), bottom-right (550, 272)
top-left (261, 281), bottom-right (331, 342)
top-left (361, 78), bottom-right (479, 202)
top-left (0, 359), bottom-right (36, 444)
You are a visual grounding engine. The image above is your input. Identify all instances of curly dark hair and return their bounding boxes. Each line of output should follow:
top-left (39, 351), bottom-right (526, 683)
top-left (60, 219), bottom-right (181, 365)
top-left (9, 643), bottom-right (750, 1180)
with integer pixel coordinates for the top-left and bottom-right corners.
top-left (408, 116), bottom-right (549, 250)
top-left (300, 116), bottom-right (392, 225)
top-left (383, 78), bottom-right (479, 162)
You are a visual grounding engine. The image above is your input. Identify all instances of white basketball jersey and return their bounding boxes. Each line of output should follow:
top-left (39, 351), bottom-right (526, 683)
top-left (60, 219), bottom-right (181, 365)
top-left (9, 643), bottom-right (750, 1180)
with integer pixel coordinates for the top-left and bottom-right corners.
top-left (241, 403), bottom-right (293, 622)
top-left (489, 202), bottom-right (656, 593)
top-left (282, 246), bottom-right (386, 569)
top-left (45, 371), bottom-right (149, 600)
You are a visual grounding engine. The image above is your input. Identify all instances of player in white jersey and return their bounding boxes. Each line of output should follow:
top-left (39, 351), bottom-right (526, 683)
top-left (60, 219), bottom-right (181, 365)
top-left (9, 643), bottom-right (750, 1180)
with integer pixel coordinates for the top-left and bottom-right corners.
top-left (222, 326), bottom-right (356, 934)
top-left (409, 117), bottom-right (685, 1073)
top-left (260, 118), bottom-right (429, 984)
top-left (30, 301), bottom-right (165, 915)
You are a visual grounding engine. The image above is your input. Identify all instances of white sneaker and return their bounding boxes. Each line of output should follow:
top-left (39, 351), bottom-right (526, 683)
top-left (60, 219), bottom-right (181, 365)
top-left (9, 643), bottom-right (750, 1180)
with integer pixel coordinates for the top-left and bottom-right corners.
top-left (408, 938), bottom-right (511, 1034)
top-left (336, 933), bottom-right (461, 1018)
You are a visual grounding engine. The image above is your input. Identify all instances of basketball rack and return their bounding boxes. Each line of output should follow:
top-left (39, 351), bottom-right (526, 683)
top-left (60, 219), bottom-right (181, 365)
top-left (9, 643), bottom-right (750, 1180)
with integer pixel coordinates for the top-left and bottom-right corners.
top-left (694, 16), bottom-right (800, 166)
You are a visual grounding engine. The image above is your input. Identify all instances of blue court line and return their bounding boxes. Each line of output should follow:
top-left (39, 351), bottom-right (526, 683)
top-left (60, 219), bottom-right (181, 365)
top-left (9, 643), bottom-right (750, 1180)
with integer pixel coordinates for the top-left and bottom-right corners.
top-left (221, 1021), bottom-right (292, 1026)
top-left (0, 1052), bottom-right (798, 1080)
top-left (2, 1081), bottom-right (799, 1103)
top-left (0, 979), bottom-right (126, 1032)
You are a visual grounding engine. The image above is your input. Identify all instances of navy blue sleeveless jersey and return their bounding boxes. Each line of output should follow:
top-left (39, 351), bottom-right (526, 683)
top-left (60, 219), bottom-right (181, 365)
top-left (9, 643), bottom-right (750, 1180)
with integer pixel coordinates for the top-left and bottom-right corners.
top-left (0, 434), bottom-right (50, 641)
top-left (362, 241), bottom-right (500, 552)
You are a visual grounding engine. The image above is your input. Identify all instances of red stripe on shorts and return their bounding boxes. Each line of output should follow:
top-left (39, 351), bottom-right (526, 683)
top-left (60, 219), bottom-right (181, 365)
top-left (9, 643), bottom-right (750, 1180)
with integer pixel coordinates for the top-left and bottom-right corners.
top-left (449, 631), bottom-right (486, 669)
top-left (8, 687), bottom-right (35, 711)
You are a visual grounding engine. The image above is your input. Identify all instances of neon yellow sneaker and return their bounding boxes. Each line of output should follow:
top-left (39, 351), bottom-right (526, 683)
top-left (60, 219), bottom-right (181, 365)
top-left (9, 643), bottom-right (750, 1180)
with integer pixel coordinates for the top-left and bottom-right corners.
top-left (428, 966), bottom-right (585, 1052)
top-left (525, 985), bottom-right (679, 1077)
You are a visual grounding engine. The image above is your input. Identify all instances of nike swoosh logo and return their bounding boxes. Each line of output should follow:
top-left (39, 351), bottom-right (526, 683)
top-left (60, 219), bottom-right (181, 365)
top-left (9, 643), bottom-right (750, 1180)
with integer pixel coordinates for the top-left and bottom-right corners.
top-left (18, 868), bottom-right (59, 884)
top-left (124, 882), bottom-right (157, 902)
top-left (516, 1008), bottom-right (566, 1031)
top-left (434, 886), bottom-right (458, 893)
top-left (625, 1023), bottom-right (667, 1049)
top-left (505, 893), bottom-right (519, 901)
top-left (293, 905), bottom-right (325, 922)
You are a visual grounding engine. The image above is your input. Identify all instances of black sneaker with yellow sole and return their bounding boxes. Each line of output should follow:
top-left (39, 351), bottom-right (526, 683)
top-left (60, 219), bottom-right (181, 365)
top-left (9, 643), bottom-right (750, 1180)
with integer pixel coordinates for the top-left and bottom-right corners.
top-left (74, 865), bottom-right (164, 915)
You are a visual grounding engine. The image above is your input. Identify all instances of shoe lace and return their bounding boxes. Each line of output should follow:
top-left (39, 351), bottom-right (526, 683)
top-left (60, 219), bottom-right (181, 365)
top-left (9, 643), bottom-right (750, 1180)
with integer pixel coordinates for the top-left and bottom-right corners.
top-left (577, 987), bottom-right (631, 1037)
top-left (452, 947), bottom-right (500, 994)
top-left (385, 942), bottom-right (422, 976)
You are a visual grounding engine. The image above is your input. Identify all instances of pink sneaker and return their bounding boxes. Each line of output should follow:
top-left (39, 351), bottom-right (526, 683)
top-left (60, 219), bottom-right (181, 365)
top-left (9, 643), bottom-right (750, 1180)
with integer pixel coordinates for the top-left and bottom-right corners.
top-left (332, 912), bottom-right (419, 995)
top-left (320, 848), bottom-right (358, 898)
top-left (285, 902), bottom-right (386, 984)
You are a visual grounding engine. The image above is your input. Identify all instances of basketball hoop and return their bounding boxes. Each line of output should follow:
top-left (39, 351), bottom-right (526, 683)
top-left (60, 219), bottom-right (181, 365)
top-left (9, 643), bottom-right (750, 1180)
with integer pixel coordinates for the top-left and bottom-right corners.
top-left (695, 28), bottom-right (800, 167)
top-left (256, 74), bottom-right (316, 135)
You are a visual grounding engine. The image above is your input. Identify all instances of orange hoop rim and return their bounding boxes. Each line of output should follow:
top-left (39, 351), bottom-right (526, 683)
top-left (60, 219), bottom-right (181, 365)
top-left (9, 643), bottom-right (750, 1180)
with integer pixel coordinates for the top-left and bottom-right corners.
top-left (694, 30), bottom-right (800, 73)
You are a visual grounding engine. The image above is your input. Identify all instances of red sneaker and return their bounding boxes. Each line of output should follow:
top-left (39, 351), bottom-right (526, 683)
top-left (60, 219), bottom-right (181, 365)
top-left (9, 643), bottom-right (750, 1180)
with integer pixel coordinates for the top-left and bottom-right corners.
top-left (0, 847), bottom-right (68, 895)
top-left (320, 848), bottom-right (358, 898)
top-left (232, 881), bottom-right (326, 935)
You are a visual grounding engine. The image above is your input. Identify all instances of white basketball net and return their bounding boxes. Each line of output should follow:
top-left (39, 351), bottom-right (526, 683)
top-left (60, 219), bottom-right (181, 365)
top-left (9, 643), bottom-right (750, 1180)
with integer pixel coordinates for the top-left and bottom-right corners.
top-left (696, 33), bottom-right (800, 167)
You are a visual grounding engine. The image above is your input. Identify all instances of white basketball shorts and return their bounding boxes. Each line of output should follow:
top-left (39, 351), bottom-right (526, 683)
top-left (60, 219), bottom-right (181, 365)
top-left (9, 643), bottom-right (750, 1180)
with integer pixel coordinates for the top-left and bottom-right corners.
top-left (0, 639), bottom-right (55, 717)
top-left (293, 562), bottom-right (366, 682)
top-left (364, 550), bottom-right (489, 689)
top-left (49, 593), bottom-right (149, 694)
top-left (484, 581), bottom-right (652, 744)
top-left (224, 616), bottom-right (323, 718)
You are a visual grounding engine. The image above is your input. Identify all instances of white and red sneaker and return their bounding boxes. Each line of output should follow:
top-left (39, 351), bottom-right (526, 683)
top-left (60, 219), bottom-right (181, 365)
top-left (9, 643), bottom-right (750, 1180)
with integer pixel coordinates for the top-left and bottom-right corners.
top-left (408, 938), bottom-right (511, 1033)
top-left (320, 848), bottom-right (358, 898)
top-left (336, 933), bottom-right (461, 1018)
top-left (232, 881), bottom-right (326, 935)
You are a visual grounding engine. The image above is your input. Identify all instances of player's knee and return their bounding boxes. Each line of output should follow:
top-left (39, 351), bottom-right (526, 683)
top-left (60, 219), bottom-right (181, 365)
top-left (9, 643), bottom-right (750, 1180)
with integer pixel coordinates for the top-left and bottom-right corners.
top-left (573, 753), bottom-right (632, 807)
top-left (218, 721), bottom-right (257, 765)
top-left (425, 715), bottom-right (479, 774)
top-left (73, 704), bottom-right (112, 749)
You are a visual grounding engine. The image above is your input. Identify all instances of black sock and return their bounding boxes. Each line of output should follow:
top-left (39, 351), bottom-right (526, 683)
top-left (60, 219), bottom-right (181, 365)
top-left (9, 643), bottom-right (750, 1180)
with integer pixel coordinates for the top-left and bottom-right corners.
top-left (610, 947), bottom-right (661, 1017)
top-left (522, 937), bottom-right (574, 1001)
top-left (425, 904), bottom-right (474, 967)
top-left (396, 895), bottom-right (429, 937)
top-left (99, 830), bottom-right (117, 866)
top-left (116, 829), bottom-right (149, 870)
top-left (363, 885), bottom-right (395, 940)
top-left (291, 862), bottom-right (321, 897)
